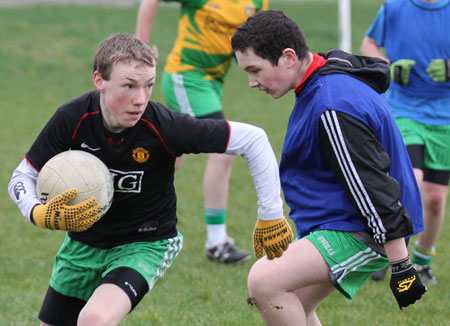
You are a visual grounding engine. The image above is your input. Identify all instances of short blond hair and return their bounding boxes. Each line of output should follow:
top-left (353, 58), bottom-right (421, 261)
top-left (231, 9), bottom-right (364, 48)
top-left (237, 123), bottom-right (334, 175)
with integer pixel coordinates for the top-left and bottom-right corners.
top-left (93, 33), bottom-right (158, 80)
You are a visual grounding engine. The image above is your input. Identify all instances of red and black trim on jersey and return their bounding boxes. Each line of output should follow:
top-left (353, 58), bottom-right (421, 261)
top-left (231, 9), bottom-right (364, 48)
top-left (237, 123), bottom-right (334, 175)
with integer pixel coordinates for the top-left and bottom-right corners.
top-left (72, 111), bottom-right (101, 141)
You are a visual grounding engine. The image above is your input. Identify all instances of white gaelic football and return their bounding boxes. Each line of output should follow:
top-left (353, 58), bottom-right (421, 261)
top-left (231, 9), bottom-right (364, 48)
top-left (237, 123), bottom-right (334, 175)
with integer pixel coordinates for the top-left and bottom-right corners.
top-left (36, 150), bottom-right (114, 217)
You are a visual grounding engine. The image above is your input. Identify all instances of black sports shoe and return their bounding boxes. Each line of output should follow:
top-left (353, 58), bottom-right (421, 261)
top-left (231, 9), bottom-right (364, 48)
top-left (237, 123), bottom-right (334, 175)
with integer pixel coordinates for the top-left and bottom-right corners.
top-left (371, 267), bottom-right (389, 281)
top-left (206, 237), bottom-right (251, 264)
top-left (413, 264), bottom-right (437, 285)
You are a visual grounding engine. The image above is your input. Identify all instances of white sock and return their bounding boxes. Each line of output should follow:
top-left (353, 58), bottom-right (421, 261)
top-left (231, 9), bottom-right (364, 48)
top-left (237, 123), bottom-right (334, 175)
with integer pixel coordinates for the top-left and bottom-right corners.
top-left (206, 224), bottom-right (227, 248)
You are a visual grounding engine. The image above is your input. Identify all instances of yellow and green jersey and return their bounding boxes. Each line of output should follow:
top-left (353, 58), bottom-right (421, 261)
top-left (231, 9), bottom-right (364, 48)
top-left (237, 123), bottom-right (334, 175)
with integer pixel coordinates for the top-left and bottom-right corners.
top-left (163, 0), bottom-right (268, 81)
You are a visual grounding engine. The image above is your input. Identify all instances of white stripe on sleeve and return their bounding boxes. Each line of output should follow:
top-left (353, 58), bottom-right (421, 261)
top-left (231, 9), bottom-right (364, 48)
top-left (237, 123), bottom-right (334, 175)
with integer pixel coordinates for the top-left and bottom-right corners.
top-left (320, 110), bottom-right (387, 243)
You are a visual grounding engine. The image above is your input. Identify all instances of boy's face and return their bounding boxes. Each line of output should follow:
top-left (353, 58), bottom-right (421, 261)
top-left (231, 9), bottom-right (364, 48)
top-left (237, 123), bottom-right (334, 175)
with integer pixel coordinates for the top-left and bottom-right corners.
top-left (235, 48), bottom-right (293, 99)
top-left (94, 60), bottom-right (156, 133)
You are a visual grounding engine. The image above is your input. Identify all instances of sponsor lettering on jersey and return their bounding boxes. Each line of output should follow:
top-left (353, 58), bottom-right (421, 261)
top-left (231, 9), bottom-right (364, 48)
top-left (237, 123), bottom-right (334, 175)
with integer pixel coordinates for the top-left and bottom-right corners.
top-left (110, 169), bottom-right (144, 193)
top-left (137, 220), bottom-right (158, 233)
top-left (138, 226), bottom-right (157, 232)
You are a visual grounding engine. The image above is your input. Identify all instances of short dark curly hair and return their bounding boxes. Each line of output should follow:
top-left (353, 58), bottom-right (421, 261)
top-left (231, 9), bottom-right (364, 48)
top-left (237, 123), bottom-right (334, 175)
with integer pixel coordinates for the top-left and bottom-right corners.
top-left (231, 10), bottom-right (309, 66)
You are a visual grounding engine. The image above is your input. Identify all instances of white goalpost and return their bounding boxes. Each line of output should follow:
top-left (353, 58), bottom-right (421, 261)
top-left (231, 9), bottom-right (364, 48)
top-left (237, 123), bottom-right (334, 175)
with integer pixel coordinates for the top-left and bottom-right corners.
top-left (338, 0), bottom-right (352, 53)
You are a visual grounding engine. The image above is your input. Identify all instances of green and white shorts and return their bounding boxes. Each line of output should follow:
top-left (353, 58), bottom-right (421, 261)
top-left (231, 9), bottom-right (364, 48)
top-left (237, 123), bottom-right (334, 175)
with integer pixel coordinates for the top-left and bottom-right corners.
top-left (49, 234), bottom-right (183, 302)
top-left (162, 71), bottom-right (224, 118)
top-left (306, 230), bottom-right (389, 299)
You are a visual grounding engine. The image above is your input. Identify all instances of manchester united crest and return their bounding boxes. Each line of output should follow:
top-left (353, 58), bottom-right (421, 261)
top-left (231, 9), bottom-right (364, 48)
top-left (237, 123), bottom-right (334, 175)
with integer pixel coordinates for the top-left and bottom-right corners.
top-left (132, 147), bottom-right (150, 163)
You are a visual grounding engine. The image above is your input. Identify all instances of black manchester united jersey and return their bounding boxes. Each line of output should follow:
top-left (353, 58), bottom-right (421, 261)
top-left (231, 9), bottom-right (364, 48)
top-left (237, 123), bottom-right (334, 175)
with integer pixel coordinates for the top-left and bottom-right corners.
top-left (26, 91), bottom-right (230, 249)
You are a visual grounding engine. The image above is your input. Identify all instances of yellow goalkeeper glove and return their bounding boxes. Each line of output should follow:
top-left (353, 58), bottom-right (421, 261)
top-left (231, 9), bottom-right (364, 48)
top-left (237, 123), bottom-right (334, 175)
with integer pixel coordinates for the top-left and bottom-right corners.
top-left (253, 217), bottom-right (294, 260)
top-left (32, 188), bottom-right (101, 232)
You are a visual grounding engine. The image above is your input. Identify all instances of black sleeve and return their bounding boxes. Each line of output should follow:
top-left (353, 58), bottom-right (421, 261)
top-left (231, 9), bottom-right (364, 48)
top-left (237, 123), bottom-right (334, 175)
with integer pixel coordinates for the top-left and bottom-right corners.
top-left (150, 103), bottom-right (230, 156)
top-left (319, 110), bottom-right (413, 244)
top-left (26, 106), bottom-right (77, 171)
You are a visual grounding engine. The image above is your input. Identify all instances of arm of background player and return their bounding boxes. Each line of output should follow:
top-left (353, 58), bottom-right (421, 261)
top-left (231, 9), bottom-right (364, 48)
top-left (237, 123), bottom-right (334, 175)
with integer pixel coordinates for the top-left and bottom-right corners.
top-left (8, 159), bottom-right (41, 223)
top-left (319, 110), bottom-right (413, 245)
top-left (360, 4), bottom-right (389, 62)
top-left (225, 121), bottom-right (284, 221)
top-left (360, 36), bottom-right (389, 62)
top-left (135, 0), bottom-right (162, 42)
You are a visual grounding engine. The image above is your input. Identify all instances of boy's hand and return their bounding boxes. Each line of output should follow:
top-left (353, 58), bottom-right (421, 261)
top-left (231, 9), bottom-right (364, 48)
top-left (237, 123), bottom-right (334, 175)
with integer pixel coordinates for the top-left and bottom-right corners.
top-left (32, 188), bottom-right (101, 232)
top-left (390, 59), bottom-right (416, 84)
top-left (253, 217), bottom-right (294, 259)
top-left (426, 59), bottom-right (450, 82)
top-left (390, 256), bottom-right (427, 310)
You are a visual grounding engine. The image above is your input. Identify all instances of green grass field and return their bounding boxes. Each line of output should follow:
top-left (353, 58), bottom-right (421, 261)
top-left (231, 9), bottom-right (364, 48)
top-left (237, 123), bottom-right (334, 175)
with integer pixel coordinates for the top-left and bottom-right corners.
top-left (0, 1), bottom-right (449, 325)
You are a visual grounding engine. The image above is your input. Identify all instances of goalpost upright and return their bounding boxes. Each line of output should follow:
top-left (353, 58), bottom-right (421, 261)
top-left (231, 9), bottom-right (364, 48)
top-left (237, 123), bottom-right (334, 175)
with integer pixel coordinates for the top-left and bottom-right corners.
top-left (338, 0), bottom-right (352, 52)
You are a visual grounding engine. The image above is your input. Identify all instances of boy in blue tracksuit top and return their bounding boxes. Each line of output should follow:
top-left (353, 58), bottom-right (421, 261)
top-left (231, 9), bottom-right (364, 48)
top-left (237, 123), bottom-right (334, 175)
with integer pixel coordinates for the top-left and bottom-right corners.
top-left (232, 10), bottom-right (427, 325)
top-left (282, 53), bottom-right (422, 242)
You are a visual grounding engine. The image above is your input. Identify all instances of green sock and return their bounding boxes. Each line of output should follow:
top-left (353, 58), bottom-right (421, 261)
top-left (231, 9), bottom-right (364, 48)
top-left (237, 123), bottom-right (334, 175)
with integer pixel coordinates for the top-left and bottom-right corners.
top-left (205, 207), bottom-right (227, 248)
top-left (205, 207), bottom-right (226, 225)
top-left (412, 241), bottom-right (435, 266)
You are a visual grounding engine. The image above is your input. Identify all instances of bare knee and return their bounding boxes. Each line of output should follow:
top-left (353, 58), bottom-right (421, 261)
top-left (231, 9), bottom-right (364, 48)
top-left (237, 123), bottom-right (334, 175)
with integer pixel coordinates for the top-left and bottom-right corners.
top-left (423, 190), bottom-right (447, 216)
top-left (248, 262), bottom-right (274, 299)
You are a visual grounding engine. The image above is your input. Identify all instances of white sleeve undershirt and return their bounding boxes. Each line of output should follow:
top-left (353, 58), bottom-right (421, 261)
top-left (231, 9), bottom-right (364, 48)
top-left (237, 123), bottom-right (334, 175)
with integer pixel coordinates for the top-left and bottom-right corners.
top-left (8, 158), bottom-right (41, 222)
top-left (225, 121), bottom-right (284, 221)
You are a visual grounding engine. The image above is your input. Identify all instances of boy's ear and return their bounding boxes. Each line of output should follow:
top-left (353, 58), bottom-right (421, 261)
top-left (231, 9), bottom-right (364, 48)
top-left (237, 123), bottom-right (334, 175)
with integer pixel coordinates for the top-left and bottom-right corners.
top-left (93, 71), bottom-right (104, 91)
top-left (281, 48), bottom-right (297, 67)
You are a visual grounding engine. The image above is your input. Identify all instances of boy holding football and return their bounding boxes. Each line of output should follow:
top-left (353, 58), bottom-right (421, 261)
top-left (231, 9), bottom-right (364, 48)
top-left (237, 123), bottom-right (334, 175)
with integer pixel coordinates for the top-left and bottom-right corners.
top-left (231, 10), bottom-right (426, 325)
top-left (8, 32), bottom-right (292, 326)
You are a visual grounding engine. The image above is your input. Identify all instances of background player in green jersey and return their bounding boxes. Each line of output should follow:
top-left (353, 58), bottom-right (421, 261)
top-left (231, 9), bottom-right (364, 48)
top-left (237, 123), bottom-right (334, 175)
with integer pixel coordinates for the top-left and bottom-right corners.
top-left (136, 0), bottom-right (268, 264)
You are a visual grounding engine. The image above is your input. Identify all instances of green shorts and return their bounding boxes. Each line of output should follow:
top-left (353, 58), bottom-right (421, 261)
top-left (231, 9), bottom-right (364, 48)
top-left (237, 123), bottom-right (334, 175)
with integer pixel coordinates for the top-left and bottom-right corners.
top-left (395, 118), bottom-right (450, 170)
top-left (49, 234), bottom-right (183, 301)
top-left (306, 230), bottom-right (389, 299)
top-left (162, 71), bottom-right (224, 117)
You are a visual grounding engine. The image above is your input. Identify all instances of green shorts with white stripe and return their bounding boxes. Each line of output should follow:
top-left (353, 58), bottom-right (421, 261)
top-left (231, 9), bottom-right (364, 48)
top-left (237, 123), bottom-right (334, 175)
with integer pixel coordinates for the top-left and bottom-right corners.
top-left (49, 233), bottom-right (183, 301)
top-left (162, 71), bottom-right (224, 118)
top-left (306, 230), bottom-right (389, 299)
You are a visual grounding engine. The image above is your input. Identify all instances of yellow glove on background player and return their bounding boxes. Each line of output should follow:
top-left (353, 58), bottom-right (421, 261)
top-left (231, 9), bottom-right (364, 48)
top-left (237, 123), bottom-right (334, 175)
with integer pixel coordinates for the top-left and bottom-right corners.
top-left (253, 217), bottom-right (294, 259)
top-left (32, 188), bottom-right (101, 232)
